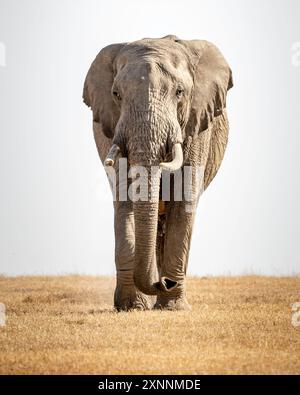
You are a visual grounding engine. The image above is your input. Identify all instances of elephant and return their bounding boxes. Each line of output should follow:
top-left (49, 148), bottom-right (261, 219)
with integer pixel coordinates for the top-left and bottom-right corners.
top-left (83, 35), bottom-right (233, 311)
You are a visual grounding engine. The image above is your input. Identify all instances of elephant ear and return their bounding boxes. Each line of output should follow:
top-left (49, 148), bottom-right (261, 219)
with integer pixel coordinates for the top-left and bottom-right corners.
top-left (178, 40), bottom-right (233, 189)
top-left (83, 43), bottom-right (126, 138)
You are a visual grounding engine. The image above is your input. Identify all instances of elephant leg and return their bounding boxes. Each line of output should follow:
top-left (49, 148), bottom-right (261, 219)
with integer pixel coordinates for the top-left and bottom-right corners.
top-left (113, 200), bottom-right (154, 311)
top-left (155, 201), bottom-right (196, 311)
top-left (156, 213), bottom-right (166, 276)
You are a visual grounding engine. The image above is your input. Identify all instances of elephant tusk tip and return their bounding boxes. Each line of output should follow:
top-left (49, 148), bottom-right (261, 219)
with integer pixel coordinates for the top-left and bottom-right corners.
top-left (159, 162), bottom-right (168, 171)
top-left (104, 158), bottom-right (114, 167)
top-left (159, 143), bottom-right (183, 172)
top-left (104, 143), bottom-right (121, 167)
top-left (159, 161), bottom-right (182, 172)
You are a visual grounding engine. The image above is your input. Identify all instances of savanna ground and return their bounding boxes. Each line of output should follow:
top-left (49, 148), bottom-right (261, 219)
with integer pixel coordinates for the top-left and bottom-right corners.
top-left (0, 276), bottom-right (299, 374)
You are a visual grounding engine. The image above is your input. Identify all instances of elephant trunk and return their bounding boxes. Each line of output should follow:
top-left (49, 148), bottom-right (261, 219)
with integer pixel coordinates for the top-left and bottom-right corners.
top-left (132, 141), bottom-right (184, 295)
top-left (104, 113), bottom-right (184, 296)
top-left (132, 166), bottom-right (161, 295)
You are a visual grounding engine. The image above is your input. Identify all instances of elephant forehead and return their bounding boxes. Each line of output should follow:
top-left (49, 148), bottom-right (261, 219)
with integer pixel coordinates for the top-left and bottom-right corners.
top-left (115, 53), bottom-right (193, 93)
top-left (116, 39), bottom-right (191, 73)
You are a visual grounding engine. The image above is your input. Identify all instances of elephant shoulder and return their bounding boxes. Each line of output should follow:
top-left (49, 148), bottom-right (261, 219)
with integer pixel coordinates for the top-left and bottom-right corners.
top-left (204, 110), bottom-right (229, 190)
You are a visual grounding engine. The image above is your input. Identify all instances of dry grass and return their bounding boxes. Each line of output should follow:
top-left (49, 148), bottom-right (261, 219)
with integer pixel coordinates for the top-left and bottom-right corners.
top-left (0, 276), bottom-right (299, 374)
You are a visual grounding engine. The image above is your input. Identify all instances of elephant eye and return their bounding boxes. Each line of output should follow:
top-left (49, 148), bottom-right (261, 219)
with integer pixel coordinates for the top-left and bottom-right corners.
top-left (113, 91), bottom-right (122, 101)
top-left (176, 88), bottom-right (184, 99)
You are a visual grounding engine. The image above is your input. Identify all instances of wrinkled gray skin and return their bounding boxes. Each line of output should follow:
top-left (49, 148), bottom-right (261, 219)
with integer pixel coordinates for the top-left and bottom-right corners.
top-left (83, 35), bottom-right (233, 311)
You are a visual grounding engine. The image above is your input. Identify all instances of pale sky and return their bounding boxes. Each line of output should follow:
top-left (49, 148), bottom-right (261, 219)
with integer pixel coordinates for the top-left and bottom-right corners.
top-left (0, 0), bottom-right (300, 276)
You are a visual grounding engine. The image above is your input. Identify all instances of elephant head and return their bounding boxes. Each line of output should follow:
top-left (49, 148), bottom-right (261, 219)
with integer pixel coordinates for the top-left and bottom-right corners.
top-left (83, 35), bottom-right (233, 297)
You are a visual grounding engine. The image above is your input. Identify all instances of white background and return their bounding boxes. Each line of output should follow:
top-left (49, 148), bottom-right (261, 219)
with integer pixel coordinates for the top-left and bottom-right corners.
top-left (0, 0), bottom-right (299, 276)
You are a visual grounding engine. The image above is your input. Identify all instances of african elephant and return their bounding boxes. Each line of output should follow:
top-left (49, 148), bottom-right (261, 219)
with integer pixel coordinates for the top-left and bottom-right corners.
top-left (83, 35), bottom-right (233, 311)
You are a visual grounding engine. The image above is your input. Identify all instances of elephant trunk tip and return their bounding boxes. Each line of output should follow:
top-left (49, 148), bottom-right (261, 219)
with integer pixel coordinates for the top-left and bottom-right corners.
top-left (160, 277), bottom-right (178, 292)
top-left (161, 277), bottom-right (178, 291)
top-left (150, 277), bottom-right (179, 293)
top-left (134, 274), bottom-right (179, 295)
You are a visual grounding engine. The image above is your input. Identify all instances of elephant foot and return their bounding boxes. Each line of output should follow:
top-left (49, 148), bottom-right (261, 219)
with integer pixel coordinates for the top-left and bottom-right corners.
top-left (114, 284), bottom-right (155, 311)
top-left (154, 293), bottom-right (191, 311)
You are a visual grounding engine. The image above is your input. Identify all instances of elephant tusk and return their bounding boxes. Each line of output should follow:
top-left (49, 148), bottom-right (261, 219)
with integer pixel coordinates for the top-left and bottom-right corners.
top-left (104, 144), bottom-right (121, 167)
top-left (159, 143), bottom-right (183, 172)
